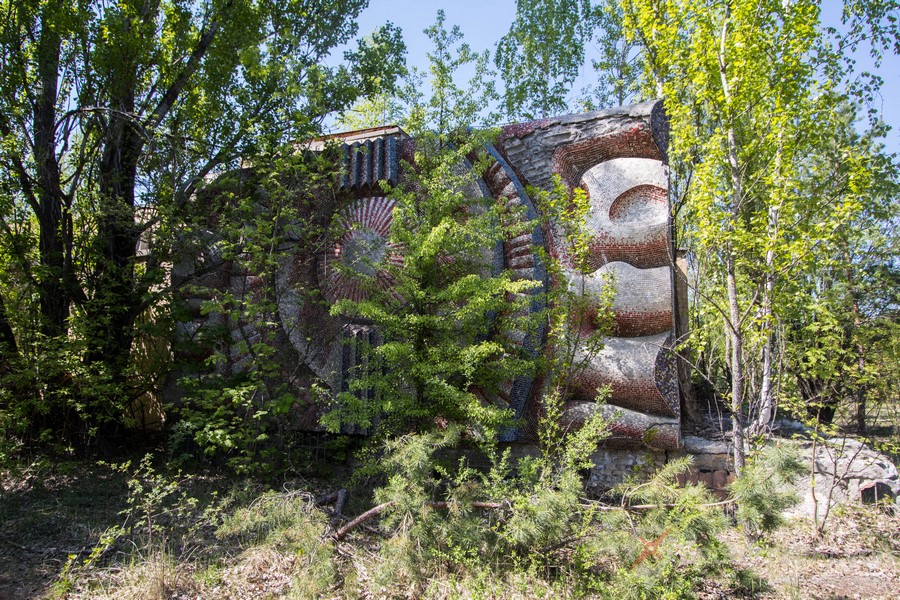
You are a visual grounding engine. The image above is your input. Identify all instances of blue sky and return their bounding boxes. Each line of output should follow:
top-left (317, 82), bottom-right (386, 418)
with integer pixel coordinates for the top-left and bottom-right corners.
top-left (343, 0), bottom-right (898, 155)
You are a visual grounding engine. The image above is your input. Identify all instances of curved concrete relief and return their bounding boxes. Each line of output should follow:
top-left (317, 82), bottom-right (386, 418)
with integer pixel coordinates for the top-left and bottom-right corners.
top-left (580, 158), bottom-right (669, 270)
top-left (276, 252), bottom-right (343, 389)
top-left (496, 101), bottom-right (680, 448)
top-left (573, 334), bottom-right (678, 417)
top-left (563, 155), bottom-right (678, 446)
top-left (278, 196), bottom-right (405, 392)
top-left (480, 155), bottom-right (548, 437)
top-left (574, 262), bottom-right (672, 337)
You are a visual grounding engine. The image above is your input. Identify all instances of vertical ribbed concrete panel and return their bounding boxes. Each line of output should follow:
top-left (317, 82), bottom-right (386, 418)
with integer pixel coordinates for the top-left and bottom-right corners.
top-left (338, 134), bottom-right (402, 192)
top-left (480, 148), bottom-right (549, 439)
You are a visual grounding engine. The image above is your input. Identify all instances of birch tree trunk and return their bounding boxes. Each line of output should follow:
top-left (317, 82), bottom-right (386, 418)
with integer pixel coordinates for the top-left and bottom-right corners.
top-left (755, 135), bottom-right (783, 436)
top-left (718, 4), bottom-right (745, 474)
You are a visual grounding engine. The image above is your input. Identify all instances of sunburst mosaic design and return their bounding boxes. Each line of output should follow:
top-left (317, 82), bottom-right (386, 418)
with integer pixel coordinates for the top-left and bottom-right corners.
top-left (319, 197), bottom-right (404, 303)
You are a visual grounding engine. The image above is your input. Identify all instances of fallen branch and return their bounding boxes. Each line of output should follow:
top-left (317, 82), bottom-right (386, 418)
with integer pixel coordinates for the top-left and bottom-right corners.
top-left (582, 497), bottom-right (737, 511)
top-left (539, 533), bottom-right (589, 554)
top-left (0, 534), bottom-right (93, 556)
top-left (334, 501), bottom-right (397, 540)
top-left (333, 495), bottom-right (734, 541)
top-left (425, 501), bottom-right (505, 510)
top-left (315, 490), bottom-right (340, 506)
top-left (316, 488), bottom-right (350, 513)
top-left (333, 499), bottom-right (506, 540)
top-left (0, 535), bottom-right (43, 554)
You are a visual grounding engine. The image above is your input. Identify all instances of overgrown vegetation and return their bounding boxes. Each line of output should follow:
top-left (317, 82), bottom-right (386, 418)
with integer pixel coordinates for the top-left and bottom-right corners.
top-left (619, 0), bottom-right (900, 472)
top-left (0, 0), bottom-right (406, 451)
top-left (165, 148), bottom-right (347, 475)
top-left (0, 441), bottom-right (820, 599)
top-left (1, 1), bottom-right (898, 598)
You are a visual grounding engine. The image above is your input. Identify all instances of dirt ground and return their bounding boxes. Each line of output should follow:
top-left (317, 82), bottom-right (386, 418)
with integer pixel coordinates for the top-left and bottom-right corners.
top-left (703, 506), bottom-right (900, 599)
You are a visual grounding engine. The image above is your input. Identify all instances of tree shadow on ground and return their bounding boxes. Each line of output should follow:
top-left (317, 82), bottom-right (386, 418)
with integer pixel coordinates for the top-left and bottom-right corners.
top-left (0, 461), bottom-right (129, 599)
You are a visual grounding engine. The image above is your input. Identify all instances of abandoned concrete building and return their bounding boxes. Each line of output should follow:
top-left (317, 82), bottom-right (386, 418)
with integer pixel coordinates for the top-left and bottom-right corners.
top-left (168, 99), bottom-right (735, 492)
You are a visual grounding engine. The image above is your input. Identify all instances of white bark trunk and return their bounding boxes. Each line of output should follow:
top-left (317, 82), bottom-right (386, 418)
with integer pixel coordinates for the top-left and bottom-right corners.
top-left (718, 4), bottom-right (746, 474)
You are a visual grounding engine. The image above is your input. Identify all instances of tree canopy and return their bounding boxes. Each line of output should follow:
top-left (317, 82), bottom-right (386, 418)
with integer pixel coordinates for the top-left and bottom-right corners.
top-left (621, 0), bottom-right (899, 469)
top-left (0, 0), bottom-right (405, 446)
top-left (495, 0), bottom-right (596, 119)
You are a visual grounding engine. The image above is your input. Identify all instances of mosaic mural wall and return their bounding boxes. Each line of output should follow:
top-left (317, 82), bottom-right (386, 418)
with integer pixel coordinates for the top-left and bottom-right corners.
top-left (489, 100), bottom-right (678, 449)
top-left (171, 100), bottom-right (681, 449)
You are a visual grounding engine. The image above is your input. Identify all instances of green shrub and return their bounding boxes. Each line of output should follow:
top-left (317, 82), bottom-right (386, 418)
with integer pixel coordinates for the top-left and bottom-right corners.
top-left (730, 443), bottom-right (804, 539)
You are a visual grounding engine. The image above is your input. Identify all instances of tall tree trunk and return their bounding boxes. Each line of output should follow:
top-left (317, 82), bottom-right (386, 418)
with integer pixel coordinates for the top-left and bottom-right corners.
top-left (0, 293), bottom-right (19, 420)
top-left (91, 122), bottom-right (143, 381)
top-left (755, 139), bottom-right (783, 436)
top-left (718, 4), bottom-right (745, 474)
top-left (843, 258), bottom-right (866, 434)
top-left (756, 318), bottom-right (774, 434)
top-left (852, 296), bottom-right (866, 435)
top-left (34, 8), bottom-right (70, 337)
top-left (0, 294), bottom-right (17, 361)
top-left (726, 254), bottom-right (746, 474)
top-left (85, 1), bottom-right (224, 380)
top-left (87, 9), bottom-right (149, 381)
top-left (856, 347), bottom-right (866, 434)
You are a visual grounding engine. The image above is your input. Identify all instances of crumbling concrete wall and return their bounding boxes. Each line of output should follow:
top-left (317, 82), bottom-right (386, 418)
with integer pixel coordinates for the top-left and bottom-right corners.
top-left (170, 101), bottom-right (687, 449)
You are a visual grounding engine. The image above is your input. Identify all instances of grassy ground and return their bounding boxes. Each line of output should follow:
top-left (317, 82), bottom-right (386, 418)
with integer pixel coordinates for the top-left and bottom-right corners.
top-left (0, 459), bottom-right (130, 598)
top-left (2, 451), bottom-right (899, 599)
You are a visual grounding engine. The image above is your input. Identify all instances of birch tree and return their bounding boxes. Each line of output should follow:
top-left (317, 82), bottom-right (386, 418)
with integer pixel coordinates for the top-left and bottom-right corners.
top-left (621, 0), bottom-right (899, 473)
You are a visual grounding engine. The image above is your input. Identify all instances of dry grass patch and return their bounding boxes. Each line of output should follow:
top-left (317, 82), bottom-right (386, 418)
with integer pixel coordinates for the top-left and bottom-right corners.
top-left (717, 505), bottom-right (900, 599)
top-left (75, 550), bottom-right (200, 600)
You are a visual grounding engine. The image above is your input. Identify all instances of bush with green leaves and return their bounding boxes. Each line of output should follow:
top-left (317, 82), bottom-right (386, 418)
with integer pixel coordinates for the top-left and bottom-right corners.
top-left (360, 423), bottom-right (611, 587)
top-left (0, 332), bottom-right (130, 452)
top-left (322, 133), bottom-right (538, 441)
top-left (166, 148), bottom-right (342, 475)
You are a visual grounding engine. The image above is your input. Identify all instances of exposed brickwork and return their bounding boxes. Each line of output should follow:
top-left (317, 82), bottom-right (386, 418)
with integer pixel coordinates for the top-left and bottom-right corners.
top-left (584, 443), bottom-right (732, 496)
top-left (583, 237), bottom-right (670, 270)
top-left (551, 124), bottom-right (664, 192)
top-left (676, 468), bottom-right (735, 501)
top-left (572, 367), bottom-right (674, 416)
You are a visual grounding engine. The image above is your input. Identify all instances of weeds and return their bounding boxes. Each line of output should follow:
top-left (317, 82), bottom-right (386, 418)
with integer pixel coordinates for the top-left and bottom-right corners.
top-left (730, 443), bottom-right (805, 539)
top-left (3, 443), bottom-right (895, 599)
